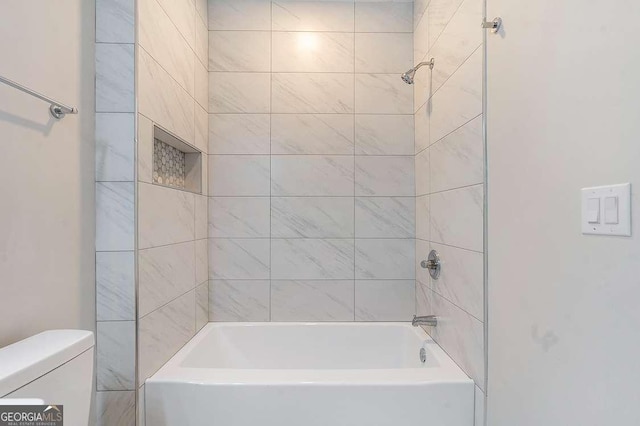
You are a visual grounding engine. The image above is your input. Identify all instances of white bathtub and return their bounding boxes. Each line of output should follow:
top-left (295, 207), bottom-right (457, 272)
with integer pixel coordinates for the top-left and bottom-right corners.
top-left (145, 323), bottom-right (474, 426)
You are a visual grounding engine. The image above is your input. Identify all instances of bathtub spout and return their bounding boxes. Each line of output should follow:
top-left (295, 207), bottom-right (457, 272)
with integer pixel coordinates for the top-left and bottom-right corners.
top-left (412, 315), bottom-right (437, 327)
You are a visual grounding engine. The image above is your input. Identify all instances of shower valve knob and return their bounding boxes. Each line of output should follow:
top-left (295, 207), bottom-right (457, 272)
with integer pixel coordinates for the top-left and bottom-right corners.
top-left (420, 250), bottom-right (441, 280)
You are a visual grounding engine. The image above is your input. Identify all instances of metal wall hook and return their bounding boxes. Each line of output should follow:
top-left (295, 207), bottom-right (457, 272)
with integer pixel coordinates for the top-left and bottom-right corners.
top-left (482, 17), bottom-right (502, 33)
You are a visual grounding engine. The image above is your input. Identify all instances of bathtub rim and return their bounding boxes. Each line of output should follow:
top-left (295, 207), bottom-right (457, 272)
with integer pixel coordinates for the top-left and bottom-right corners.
top-left (145, 322), bottom-right (473, 386)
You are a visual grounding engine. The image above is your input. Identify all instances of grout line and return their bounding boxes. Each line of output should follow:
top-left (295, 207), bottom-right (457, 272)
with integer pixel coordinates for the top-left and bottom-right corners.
top-left (417, 277), bottom-right (484, 323)
top-left (415, 113), bottom-right (483, 156)
top-left (415, 43), bottom-right (483, 111)
top-left (416, 238), bottom-right (484, 255)
top-left (417, 182), bottom-right (484, 197)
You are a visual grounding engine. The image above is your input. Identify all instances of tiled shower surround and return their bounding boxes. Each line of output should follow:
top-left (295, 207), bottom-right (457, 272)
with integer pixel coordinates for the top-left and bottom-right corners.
top-left (207, 0), bottom-right (417, 322)
top-left (95, 0), bottom-right (486, 424)
top-left (413, 0), bottom-right (486, 423)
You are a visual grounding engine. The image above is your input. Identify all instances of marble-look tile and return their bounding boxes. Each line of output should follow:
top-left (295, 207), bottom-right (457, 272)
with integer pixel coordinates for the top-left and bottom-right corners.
top-left (196, 281), bottom-right (209, 330)
top-left (475, 385), bottom-right (486, 424)
top-left (96, 252), bottom-right (135, 321)
top-left (429, 44), bottom-right (482, 143)
top-left (139, 48), bottom-right (195, 144)
top-left (415, 239), bottom-right (431, 290)
top-left (210, 280), bottom-right (270, 321)
top-left (138, 183), bottom-right (195, 249)
top-left (209, 239), bottom-right (270, 279)
top-left (137, 385), bottom-right (146, 426)
top-left (195, 104), bottom-right (209, 154)
top-left (138, 114), bottom-right (154, 183)
top-left (139, 290), bottom-right (196, 381)
top-left (195, 0), bottom-right (207, 25)
top-left (272, 32), bottom-right (354, 73)
top-left (271, 115), bottom-right (354, 155)
top-left (196, 239), bottom-right (209, 284)
top-left (209, 72), bottom-right (271, 113)
top-left (208, 0), bottom-right (271, 30)
top-left (208, 155), bottom-right (270, 196)
top-left (96, 182), bottom-right (134, 251)
top-left (430, 242), bottom-right (483, 320)
top-left (200, 154), bottom-right (209, 195)
top-left (271, 239), bottom-right (355, 280)
top-left (355, 33), bottom-right (413, 74)
top-left (209, 114), bottom-right (270, 154)
top-left (355, 74), bottom-right (413, 114)
top-left (272, 73), bottom-right (354, 113)
top-left (430, 115), bottom-right (484, 193)
top-left (416, 195), bottom-right (430, 240)
top-left (416, 281), bottom-right (431, 318)
top-left (428, 0), bottom-right (466, 50)
top-left (355, 1), bottom-right (413, 33)
top-left (355, 156), bottom-right (415, 196)
top-left (96, 391), bottom-right (136, 426)
top-left (271, 280), bottom-right (355, 321)
top-left (155, 0), bottom-right (196, 47)
top-left (428, 0), bottom-right (482, 94)
top-left (97, 321), bottom-right (135, 390)
top-left (272, 156), bottom-right (354, 196)
top-left (209, 197), bottom-right (270, 238)
top-left (140, 0), bottom-right (195, 95)
top-left (195, 195), bottom-right (208, 239)
top-left (355, 280), bottom-right (415, 321)
top-left (273, 1), bottom-right (354, 31)
top-left (96, 113), bottom-right (134, 182)
top-left (195, 61), bottom-right (208, 112)
top-left (96, 0), bottom-right (135, 43)
top-left (139, 241), bottom-right (195, 317)
top-left (415, 147), bottom-right (429, 195)
top-left (430, 184), bottom-right (483, 252)
top-left (195, 15), bottom-right (208, 68)
top-left (413, 7), bottom-right (429, 62)
top-left (96, 43), bottom-right (134, 113)
top-left (414, 0), bottom-right (429, 26)
top-left (424, 287), bottom-right (485, 386)
top-left (355, 115), bottom-right (414, 156)
top-left (355, 197), bottom-right (415, 238)
top-left (415, 102), bottom-right (430, 151)
top-left (209, 31), bottom-right (271, 72)
top-left (355, 239), bottom-right (415, 279)
top-left (271, 197), bottom-right (354, 238)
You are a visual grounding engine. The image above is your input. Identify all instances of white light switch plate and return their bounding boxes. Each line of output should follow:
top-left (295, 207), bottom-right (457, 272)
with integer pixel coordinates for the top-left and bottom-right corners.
top-left (581, 183), bottom-right (631, 236)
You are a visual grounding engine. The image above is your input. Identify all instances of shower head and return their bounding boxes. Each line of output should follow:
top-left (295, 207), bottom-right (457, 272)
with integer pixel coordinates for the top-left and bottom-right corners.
top-left (401, 58), bottom-right (435, 85)
top-left (401, 69), bottom-right (416, 85)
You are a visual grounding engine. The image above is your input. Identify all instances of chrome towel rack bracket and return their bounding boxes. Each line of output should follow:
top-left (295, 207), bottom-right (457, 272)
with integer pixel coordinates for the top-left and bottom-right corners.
top-left (0, 75), bottom-right (78, 119)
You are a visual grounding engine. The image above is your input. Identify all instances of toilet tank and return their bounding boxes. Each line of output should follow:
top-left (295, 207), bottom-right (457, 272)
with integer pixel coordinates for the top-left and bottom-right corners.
top-left (0, 330), bottom-right (94, 426)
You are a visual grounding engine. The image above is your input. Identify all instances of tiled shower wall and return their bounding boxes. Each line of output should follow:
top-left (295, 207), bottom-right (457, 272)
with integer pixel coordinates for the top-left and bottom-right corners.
top-left (412, 0), bottom-right (486, 424)
top-left (95, 0), bottom-right (137, 423)
top-left (136, 0), bottom-right (209, 424)
top-left (207, 0), bottom-right (417, 322)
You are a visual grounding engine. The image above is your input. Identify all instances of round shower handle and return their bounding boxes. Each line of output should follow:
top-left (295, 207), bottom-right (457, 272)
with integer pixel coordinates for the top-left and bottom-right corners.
top-left (420, 250), bottom-right (441, 280)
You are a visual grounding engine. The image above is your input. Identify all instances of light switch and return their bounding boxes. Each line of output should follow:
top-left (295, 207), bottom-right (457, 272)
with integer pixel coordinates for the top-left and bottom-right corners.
top-left (587, 198), bottom-right (600, 223)
top-left (581, 183), bottom-right (631, 236)
top-left (604, 196), bottom-right (619, 224)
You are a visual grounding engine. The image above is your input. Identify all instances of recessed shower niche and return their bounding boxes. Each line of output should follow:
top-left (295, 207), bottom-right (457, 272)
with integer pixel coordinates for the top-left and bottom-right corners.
top-left (152, 126), bottom-right (202, 194)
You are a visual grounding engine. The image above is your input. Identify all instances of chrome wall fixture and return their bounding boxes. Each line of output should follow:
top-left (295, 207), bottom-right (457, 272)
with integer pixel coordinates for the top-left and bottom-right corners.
top-left (400, 58), bottom-right (435, 85)
top-left (0, 75), bottom-right (78, 119)
top-left (482, 17), bottom-right (502, 33)
top-left (420, 249), bottom-right (441, 280)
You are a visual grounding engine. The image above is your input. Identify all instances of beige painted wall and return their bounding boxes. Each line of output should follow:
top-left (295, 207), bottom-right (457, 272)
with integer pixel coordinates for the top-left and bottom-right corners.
top-left (487, 0), bottom-right (640, 424)
top-left (0, 1), bottom-right (95, 347)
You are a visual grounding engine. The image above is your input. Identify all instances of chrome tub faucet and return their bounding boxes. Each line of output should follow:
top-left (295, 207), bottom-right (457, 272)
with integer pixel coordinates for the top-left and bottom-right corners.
top-left (412, 315), bottom-right (437, 327)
